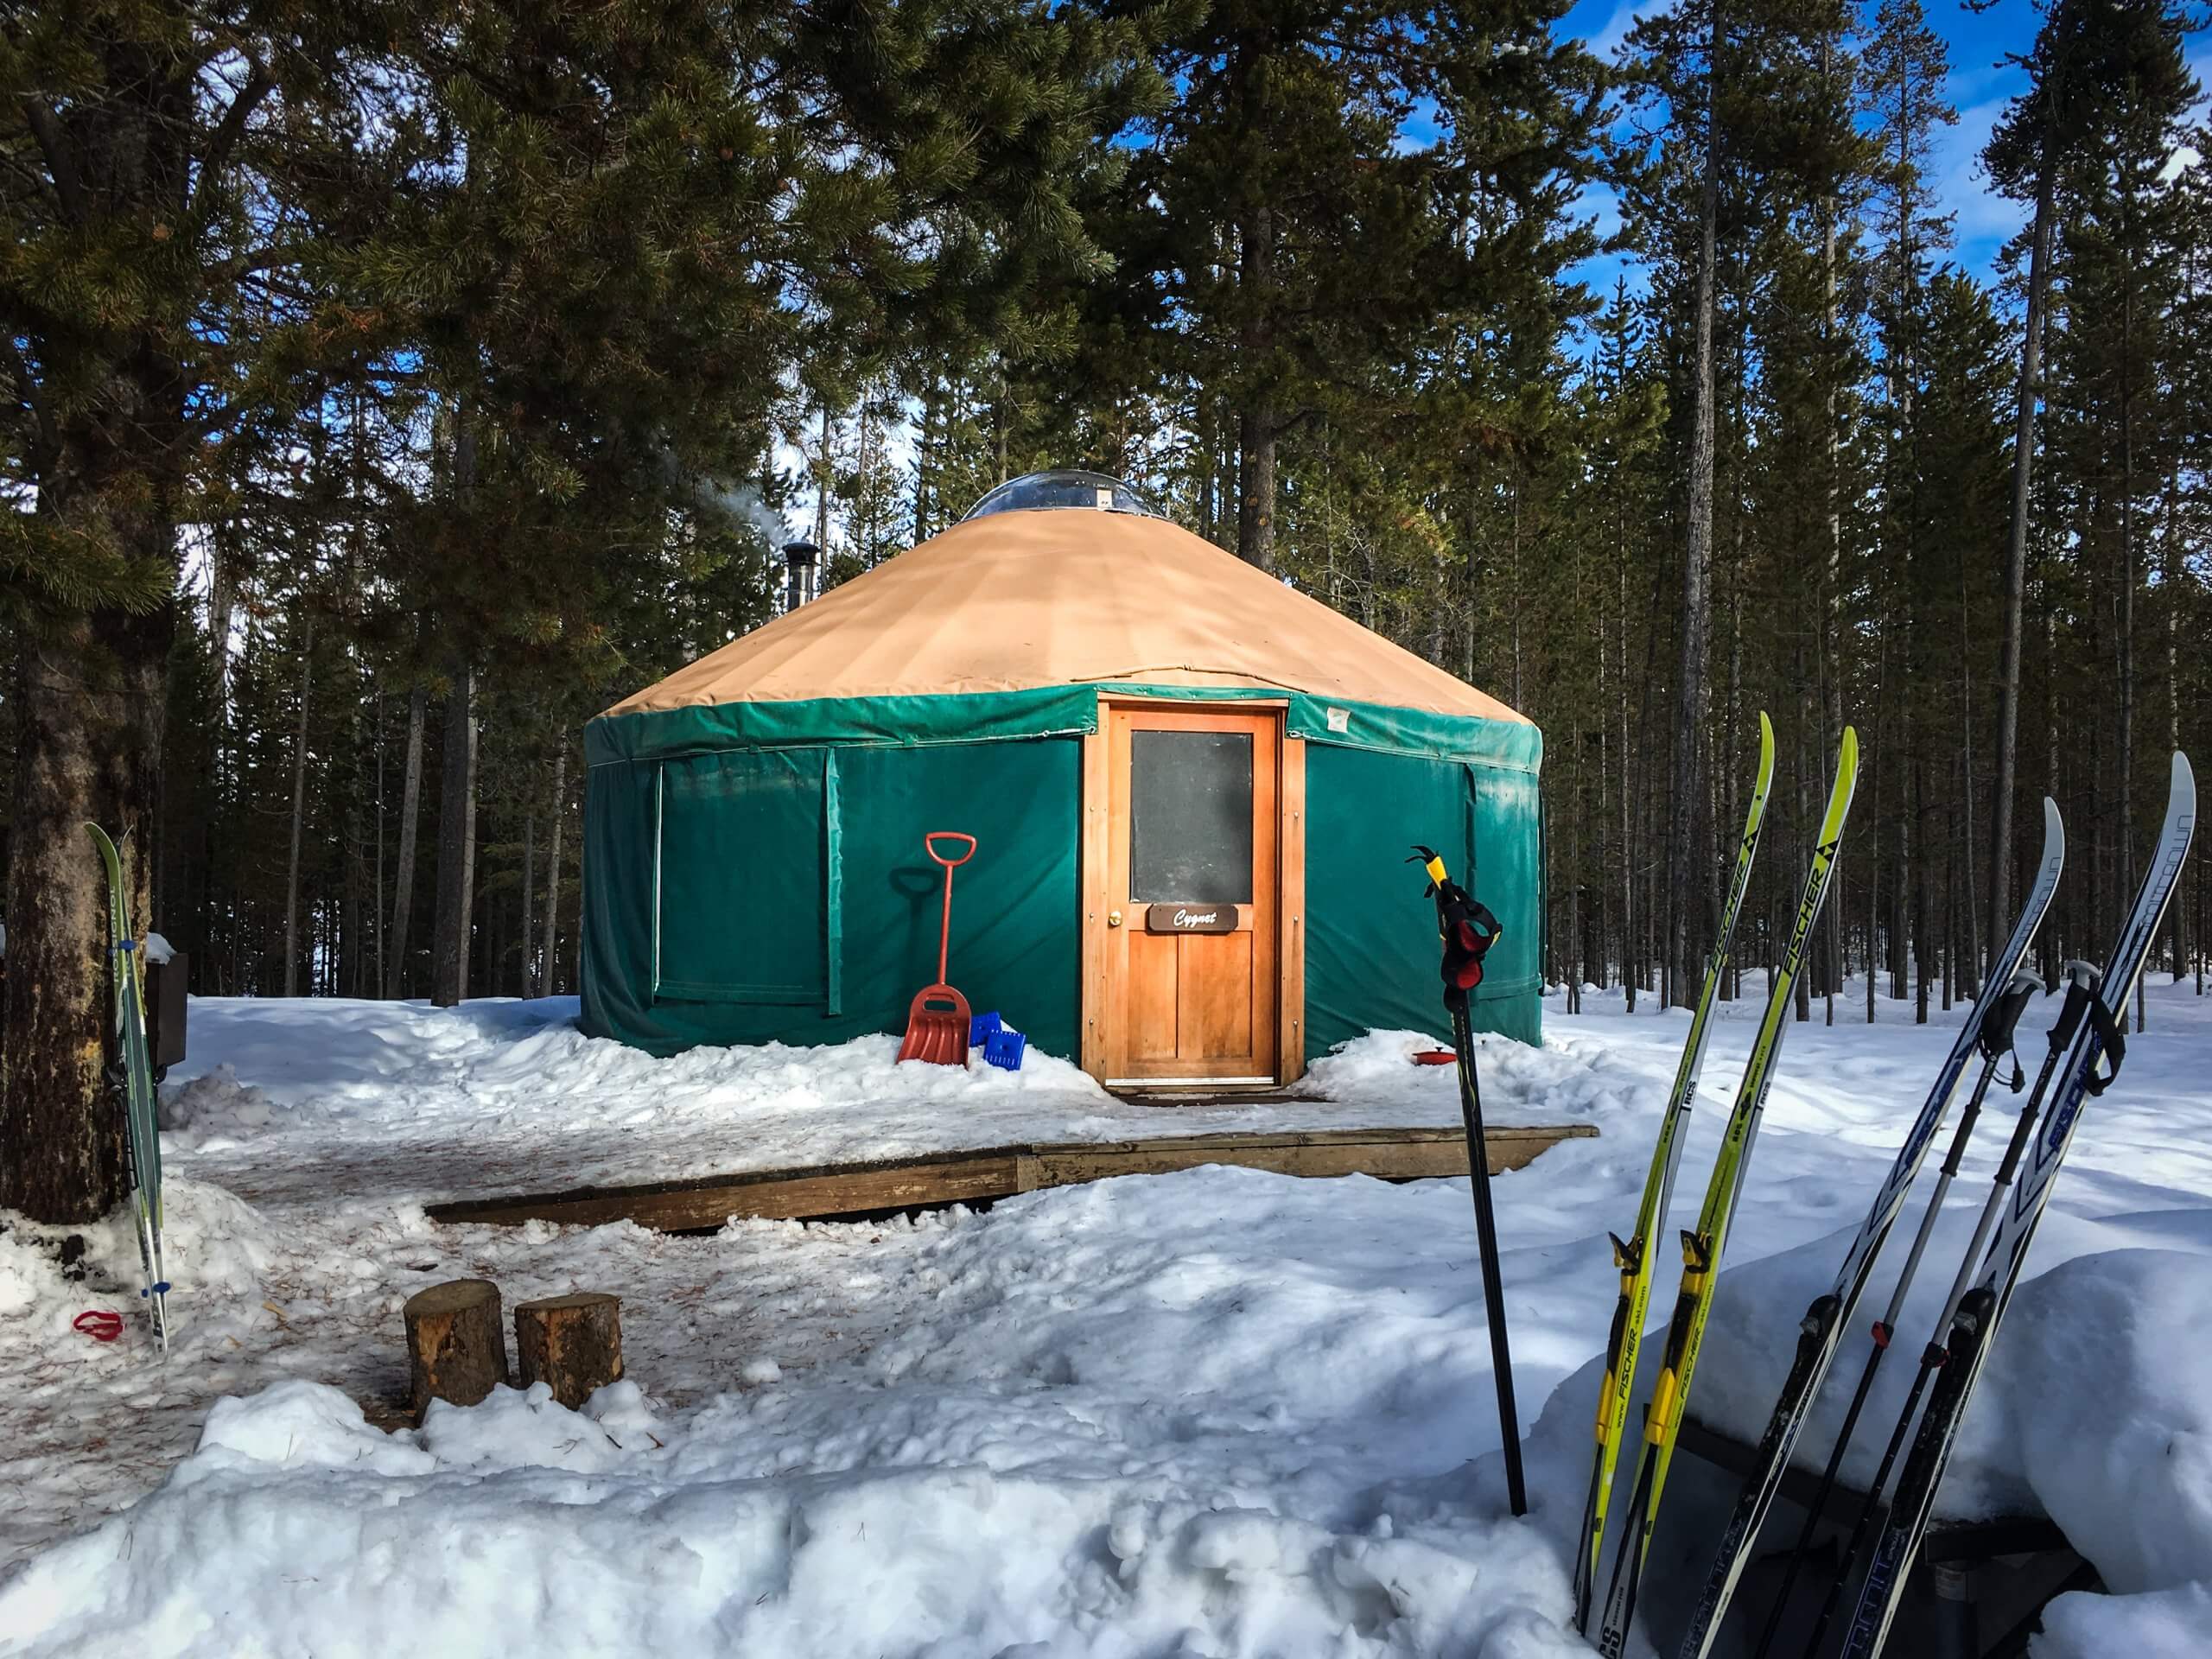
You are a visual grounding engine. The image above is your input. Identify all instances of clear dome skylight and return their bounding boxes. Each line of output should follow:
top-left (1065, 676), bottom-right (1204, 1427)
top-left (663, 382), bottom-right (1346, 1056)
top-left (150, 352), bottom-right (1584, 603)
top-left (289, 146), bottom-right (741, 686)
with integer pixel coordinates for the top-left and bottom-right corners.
top-left (961, 469), bottom-right (1158, 521)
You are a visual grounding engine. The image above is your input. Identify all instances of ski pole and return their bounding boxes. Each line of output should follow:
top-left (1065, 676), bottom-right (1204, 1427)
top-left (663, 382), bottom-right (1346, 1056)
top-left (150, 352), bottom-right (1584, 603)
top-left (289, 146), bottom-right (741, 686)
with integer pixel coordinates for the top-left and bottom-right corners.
top-left (1796, 963), bottom-right (2100, 1659)
top-left (1410, 846), bottom-right (1527, 1516)
top-left (1745, 969), bottom-right (2040, 1659)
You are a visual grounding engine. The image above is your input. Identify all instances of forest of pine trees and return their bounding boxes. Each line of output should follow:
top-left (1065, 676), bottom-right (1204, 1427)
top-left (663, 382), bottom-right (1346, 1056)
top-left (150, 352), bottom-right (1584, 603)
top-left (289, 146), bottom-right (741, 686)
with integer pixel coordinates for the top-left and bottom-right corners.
top-left (4, 0), bottom-right (2209, 1217)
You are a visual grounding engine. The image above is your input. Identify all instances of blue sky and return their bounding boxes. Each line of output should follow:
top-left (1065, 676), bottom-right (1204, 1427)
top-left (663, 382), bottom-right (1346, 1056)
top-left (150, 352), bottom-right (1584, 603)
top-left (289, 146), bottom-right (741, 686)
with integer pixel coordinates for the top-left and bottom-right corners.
top-left (1558, 0), bottom-right (2209, 305)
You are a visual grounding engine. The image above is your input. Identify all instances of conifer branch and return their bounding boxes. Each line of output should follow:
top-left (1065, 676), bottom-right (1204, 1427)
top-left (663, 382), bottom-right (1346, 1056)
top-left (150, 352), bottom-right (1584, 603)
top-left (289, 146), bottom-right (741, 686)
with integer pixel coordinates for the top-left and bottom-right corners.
top-left (192, 59), bottom-right (275, 226)
top-left (23, 99), bottom-right (86, 223)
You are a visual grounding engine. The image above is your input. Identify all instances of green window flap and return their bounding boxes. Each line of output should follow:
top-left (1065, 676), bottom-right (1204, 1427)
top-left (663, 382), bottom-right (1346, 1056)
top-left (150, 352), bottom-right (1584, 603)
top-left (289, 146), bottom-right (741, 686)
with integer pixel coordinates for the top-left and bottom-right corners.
top-left (655, 748), bottom-right (826, 1003)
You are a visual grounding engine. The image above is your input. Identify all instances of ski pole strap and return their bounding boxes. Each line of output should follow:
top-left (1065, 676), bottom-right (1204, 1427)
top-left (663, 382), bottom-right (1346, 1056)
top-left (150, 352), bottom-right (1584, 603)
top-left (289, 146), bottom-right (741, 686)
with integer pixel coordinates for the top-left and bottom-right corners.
top-left (1408, 845), bottom-right (1503, 1005)
top-left (2082, 995), bottom-right (2126, 1097)
top-left (1437, 884), bottom-right (1500, 998)
top-left (2046, 960), bottom-right (2126, 1095)
top-left (1980, 969), bottom-right (2042, 1089)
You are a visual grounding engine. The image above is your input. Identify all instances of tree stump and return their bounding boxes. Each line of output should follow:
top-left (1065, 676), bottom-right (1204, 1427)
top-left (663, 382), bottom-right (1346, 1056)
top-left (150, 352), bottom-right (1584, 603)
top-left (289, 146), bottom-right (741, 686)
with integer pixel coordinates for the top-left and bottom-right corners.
top-left (404, 1278), bottom-right (510, 1423)
top-left (515, 1292), bottom-right (623, 1409)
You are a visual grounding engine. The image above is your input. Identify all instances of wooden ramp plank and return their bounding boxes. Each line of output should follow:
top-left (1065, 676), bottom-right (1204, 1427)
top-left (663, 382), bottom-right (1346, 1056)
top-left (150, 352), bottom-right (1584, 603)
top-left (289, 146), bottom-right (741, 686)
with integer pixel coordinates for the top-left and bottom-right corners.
top-left (425, 1123), bottom-right (1596, 1234)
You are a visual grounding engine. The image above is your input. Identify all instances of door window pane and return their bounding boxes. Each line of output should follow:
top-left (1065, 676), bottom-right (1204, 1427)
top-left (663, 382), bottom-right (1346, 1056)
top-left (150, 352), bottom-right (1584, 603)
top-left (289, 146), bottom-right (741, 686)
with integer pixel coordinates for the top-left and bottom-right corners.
top-left (1130, 730), bottom-right (1253, 903)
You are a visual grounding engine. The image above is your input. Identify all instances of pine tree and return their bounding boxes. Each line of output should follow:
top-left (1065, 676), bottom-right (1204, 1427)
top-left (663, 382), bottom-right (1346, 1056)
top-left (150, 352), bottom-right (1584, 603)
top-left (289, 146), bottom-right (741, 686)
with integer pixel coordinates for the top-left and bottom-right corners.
top-left (0, 2), bottom-right (386, 1220)
top-left (1111, 0), bottom-right (1599, 570)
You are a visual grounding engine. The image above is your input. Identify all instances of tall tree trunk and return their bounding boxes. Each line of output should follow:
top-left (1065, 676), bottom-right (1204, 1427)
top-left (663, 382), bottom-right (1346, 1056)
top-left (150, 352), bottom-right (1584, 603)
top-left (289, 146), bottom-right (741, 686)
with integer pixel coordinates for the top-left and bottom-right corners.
top-left (375, 691), bottom-right (386, 996)
top-left (2164, 463), bottom-right (2186, 979)
top-left (521, 809), bottom-right (536, 998)
top-left (913, 381), bottom-right (935, 545)
top-left (387, 681), bottom-right (427, 998)
top-left (543, 747), bottom-right (567, 996)
top-left (283, 614), bottom-right (315, 996)
top-left (1668, 8), bottom-right (1722, 1001)
top-left (813, 403), bottom-right (832, 556)
top-left (1, 605), bottom-right (172, 1221)
top-left (1867, 626), bottom-right (1886, 1020)
top-left (1197, 388), bottom-right (1217, 541)
top-left (2120, 185), bottom-right (2139, 1029)
top-left (1821, 43), bottom-right (1844, 1024)
top-left (1987, 116), bottom-right (2062, 970)
top-left (1237, 188), bottom-right (1279, 571)
top-left (430, 661), bottom-right (478, 1007)
top-left (1619, 522), bottom-right (1637, 1011)
top-left (0, 42), bottom-right (191, 1222)
top-left (1795, 654), bottom-right (1813, 1022)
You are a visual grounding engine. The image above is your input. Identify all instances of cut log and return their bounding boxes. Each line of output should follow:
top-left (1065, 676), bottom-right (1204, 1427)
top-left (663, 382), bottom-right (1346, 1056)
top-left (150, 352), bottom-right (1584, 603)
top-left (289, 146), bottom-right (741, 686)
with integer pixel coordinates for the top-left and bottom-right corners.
top-left (404, 1278), bottom-right (509, 1422)
top-left (515, 1292), bottom-right (623, 1409)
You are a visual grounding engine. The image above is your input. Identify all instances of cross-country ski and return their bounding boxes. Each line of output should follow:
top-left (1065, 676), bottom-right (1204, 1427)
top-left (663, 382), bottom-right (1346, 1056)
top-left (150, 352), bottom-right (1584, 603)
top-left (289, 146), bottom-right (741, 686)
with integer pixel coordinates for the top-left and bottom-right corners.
top-left (1676, 796), bottom-right (2064, 1658)
top-left (86, 823), bottom-right (172, 1352)
top-left (1837, 752), bottom-right (2196, 1659)
top-left (1596, 726), bottom-right (1859, 1656)
top-left (1573, 710), bottom-right (1777, 1632)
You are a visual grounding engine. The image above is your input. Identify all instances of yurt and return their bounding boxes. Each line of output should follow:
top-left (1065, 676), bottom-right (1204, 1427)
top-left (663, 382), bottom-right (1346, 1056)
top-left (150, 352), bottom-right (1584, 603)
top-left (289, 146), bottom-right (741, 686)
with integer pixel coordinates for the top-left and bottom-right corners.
top-left (581, 472), bottom-right (1543, 1084)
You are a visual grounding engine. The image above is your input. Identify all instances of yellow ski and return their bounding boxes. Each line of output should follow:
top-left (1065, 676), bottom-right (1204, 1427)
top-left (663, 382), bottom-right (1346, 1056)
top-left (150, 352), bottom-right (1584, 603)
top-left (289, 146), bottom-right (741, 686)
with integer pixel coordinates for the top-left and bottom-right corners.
top-left (1572, 710), bottom-right (1776, 1632)
top-left (1596, 724), bottom-right (1859, 1657)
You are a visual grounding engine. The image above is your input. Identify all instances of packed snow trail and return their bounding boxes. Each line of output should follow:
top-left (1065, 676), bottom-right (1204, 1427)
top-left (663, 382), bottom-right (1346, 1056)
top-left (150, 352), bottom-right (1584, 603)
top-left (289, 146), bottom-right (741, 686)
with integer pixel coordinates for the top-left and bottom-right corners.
top-left (1, 982), bottom-right (2209, 1656)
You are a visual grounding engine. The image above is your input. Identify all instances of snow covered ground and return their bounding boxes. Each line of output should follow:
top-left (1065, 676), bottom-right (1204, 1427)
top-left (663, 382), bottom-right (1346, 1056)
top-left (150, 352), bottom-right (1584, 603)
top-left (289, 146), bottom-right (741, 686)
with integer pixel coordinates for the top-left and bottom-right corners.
top-left (3, 976), bottom-right (2209, 1657)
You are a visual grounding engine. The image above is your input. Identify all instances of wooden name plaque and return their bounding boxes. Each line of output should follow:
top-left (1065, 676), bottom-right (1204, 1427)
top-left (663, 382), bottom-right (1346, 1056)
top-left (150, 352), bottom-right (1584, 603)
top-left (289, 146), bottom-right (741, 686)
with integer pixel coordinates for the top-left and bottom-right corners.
top-left (1144, 902), bottom-right (1237, 934)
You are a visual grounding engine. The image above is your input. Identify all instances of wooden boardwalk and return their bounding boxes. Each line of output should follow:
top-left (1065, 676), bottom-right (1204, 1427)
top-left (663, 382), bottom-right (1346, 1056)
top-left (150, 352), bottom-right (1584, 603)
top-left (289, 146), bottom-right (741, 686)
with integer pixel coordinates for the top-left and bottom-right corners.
top-left (426, 1122), bottom-right (1598, 1232)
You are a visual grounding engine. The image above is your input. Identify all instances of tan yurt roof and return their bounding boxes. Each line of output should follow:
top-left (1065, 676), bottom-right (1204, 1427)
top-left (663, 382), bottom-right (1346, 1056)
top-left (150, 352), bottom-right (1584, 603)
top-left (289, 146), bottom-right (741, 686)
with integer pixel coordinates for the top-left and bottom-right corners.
top-left (606, 507), bottom-right (1529, 725)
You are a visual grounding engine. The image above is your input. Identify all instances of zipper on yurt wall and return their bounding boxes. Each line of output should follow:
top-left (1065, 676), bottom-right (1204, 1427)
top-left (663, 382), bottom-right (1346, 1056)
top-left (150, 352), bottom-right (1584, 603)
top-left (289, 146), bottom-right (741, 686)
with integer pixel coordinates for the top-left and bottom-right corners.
top-left (651, 762), bottom-right (664, 997)
top-left (823, 752), bottom-right (843, 1016)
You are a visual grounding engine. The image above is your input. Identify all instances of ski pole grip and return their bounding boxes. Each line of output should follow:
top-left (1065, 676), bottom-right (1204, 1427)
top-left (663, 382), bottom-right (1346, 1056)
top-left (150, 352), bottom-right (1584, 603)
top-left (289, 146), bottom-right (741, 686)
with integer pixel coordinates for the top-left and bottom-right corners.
top-left (2047, 961), bottom-right (2101, 1053)
top-left (1978, 969), bottom-right (2041, 1062)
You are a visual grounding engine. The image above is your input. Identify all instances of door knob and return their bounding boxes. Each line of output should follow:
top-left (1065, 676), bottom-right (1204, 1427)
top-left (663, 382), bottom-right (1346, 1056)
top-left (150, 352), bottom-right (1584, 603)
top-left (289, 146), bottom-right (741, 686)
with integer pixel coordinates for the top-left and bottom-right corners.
top-left (1108, 910), bottom-right (1123, 928)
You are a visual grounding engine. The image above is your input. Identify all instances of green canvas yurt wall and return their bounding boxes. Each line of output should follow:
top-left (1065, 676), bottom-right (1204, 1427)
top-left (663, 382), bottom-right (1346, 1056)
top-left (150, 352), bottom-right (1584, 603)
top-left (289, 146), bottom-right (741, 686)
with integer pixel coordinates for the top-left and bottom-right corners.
top-left (582, 499), bottom-right (1543, 1068)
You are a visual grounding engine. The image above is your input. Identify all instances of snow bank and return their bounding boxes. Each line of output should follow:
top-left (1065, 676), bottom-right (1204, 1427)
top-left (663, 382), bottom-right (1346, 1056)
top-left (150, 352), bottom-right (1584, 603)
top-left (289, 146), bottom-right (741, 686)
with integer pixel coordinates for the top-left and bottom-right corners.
top-left (6, 977), bottom-right (2210, 1657)
top-left (2, 1168), bottom-right (1620, 1659)
top-left (157, 1062), bottom-right (277, 1135)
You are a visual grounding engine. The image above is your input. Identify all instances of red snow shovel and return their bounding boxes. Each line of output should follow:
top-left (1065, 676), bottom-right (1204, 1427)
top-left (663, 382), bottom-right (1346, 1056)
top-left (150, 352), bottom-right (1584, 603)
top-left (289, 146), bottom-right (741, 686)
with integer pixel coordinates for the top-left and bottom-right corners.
top-left (897, 831), bottom-right (976, 1066)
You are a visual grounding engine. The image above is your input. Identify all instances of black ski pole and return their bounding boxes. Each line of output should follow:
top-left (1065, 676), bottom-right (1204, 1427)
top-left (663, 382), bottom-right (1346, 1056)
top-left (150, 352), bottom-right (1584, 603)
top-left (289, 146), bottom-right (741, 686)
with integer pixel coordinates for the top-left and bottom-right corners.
top-left (1412, 846), bottom-right (1528, 1516)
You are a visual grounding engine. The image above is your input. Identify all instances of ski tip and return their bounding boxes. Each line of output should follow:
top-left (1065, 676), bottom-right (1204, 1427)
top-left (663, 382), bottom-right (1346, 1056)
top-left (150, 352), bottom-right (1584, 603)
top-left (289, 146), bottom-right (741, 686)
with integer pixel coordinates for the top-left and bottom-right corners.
top-left (2170, 750), bottom-right (2196, 817)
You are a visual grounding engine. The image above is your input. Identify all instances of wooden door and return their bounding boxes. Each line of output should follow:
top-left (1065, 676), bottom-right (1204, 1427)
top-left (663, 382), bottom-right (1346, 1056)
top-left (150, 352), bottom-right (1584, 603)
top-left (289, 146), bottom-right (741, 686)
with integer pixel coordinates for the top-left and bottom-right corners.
top-left (1103, 706), bottom-right (1280, 1084)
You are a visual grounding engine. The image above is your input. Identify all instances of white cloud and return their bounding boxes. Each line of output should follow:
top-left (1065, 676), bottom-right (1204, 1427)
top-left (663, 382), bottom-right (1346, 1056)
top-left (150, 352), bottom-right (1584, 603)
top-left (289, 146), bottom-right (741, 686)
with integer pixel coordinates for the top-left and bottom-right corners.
top-left (1931, 92), bottom-right (2027, 276)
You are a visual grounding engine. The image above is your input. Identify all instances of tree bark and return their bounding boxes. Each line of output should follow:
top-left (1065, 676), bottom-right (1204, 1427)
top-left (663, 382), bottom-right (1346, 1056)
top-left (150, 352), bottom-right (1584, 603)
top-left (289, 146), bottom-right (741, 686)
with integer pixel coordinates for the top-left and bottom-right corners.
top-left (2119, 179), bottom-right (2139, 1029)
top-left (0, 45), bottom-right (188, 1221)
top-left (283, 613), bottom-right (314, 997)
top-left (515, 1292), bottom-right (623, 1410)
top-left (2164, 463), bottom-right (2186, 978)
top-left (429, 661), bottom-right (478, 1007)
top-left (1236, 187), bottom-right (1279, 572)
top-left (520, 809), bottom-right (536, 997)
top-left (405, 1279), bottom-right (510, 1422)
top-left (1668, 4), bottom-right (1722, 1001)
top-left (1236, 395), bottom-right (1278, 570)
top-left (386, 680), bottom-right (427, 998)
top-left (543, 747), bottom-right (567, 996)
top-left (1988, 116), bottom-right (2061, 971)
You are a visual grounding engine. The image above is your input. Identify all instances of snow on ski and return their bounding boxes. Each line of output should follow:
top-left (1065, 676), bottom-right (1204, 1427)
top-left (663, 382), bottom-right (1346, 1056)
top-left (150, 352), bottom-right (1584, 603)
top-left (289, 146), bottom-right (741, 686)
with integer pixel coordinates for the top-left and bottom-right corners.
top-left (1571, 710), bottom-right (1776, 1634)
top-left (1595, 725), bottom-right (1859, 1659)
top-left (87, 823), bottom-right (171, 1351)
top-left (1674, 797), bottom-right (2064, 1659)
top-left (1840, 751), bottom-right (2196, 1659)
